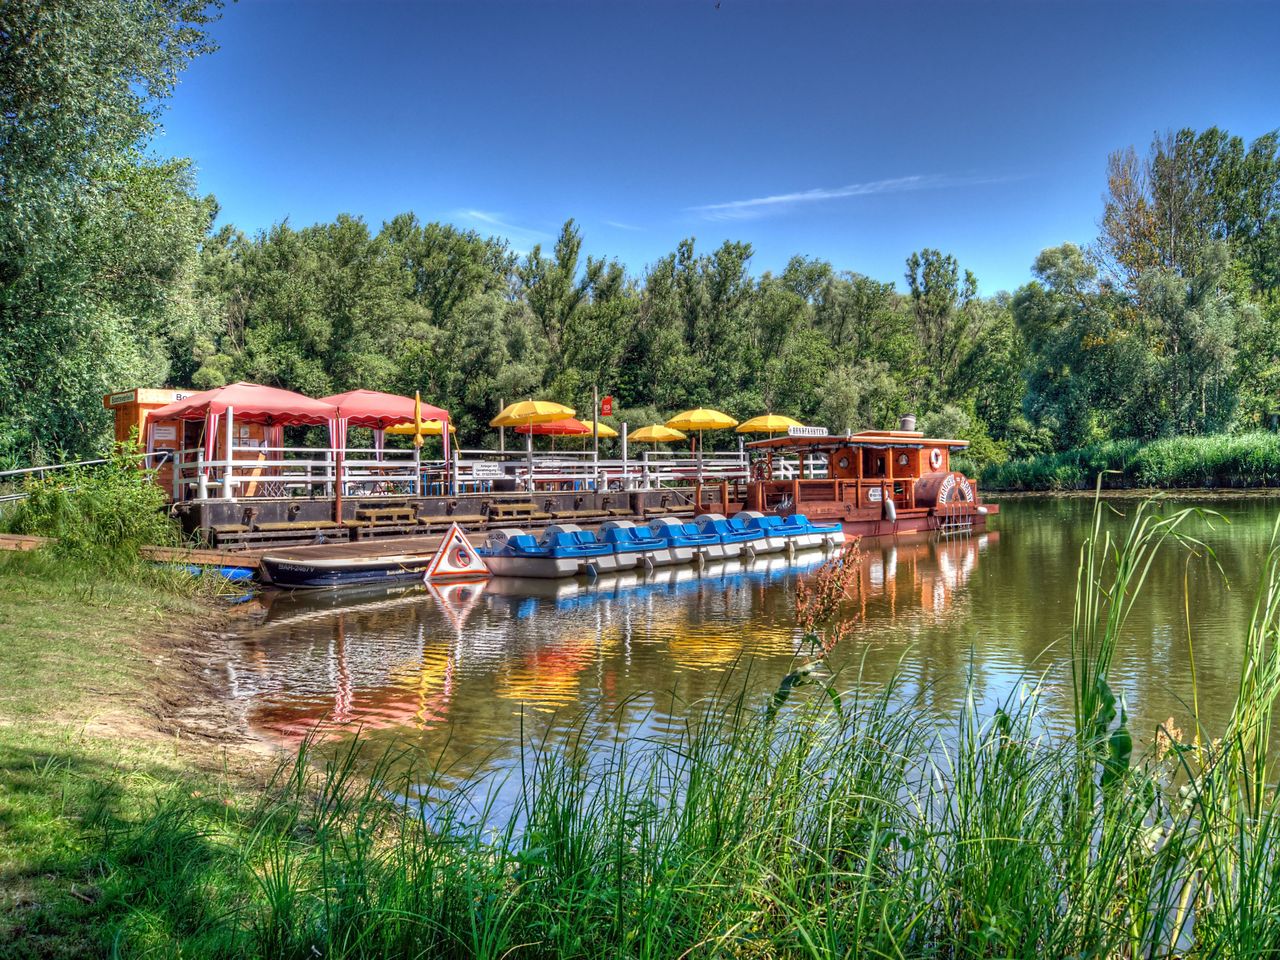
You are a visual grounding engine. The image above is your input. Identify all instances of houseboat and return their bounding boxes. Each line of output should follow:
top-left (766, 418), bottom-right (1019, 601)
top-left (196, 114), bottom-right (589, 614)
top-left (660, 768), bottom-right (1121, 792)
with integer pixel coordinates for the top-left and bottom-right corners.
top-left (697, 419), bottom-right (998, 539)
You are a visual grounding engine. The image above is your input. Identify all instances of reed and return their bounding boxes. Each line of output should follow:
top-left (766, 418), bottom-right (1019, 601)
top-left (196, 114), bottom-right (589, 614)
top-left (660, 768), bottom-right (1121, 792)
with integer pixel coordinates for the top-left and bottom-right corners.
top-left (19, 496), bottom-right (1280, 957)
top-left (982, 431), bottom-right (1280, 491)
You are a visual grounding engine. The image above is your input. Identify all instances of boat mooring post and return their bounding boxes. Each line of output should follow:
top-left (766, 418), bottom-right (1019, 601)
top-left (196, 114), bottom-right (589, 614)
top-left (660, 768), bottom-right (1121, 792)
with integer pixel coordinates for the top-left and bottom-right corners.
top-left (591, 384), bottom-right (600, 492)
top-left (221, 405), bottom-right (234, 499)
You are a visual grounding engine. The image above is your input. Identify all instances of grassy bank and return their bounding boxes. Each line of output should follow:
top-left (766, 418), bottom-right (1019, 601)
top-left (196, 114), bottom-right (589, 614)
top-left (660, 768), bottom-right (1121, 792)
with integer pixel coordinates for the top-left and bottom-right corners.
top-left (981, 430), bottom-right (1280, 491)
top-left (0, 551), bottom-right (261, 957)
top-left (6, 501), bottom-right (1280, 955)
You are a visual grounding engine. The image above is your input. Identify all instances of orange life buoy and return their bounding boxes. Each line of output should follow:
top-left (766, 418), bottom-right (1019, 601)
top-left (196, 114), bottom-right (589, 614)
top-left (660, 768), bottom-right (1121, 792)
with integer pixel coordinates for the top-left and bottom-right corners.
top-left (930, 448), bottom-right (943, 470)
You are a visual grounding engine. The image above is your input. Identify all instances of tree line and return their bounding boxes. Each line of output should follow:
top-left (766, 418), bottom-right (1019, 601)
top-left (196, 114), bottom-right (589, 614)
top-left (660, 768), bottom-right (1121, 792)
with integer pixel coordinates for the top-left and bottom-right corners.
top-left (3, 0), bottom-right (1278, 469)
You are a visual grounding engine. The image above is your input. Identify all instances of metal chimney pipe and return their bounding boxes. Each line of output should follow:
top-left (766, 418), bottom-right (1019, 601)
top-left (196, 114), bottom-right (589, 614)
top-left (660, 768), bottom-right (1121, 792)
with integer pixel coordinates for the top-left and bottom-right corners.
top-left (899, 414), bottom-right (917, 432)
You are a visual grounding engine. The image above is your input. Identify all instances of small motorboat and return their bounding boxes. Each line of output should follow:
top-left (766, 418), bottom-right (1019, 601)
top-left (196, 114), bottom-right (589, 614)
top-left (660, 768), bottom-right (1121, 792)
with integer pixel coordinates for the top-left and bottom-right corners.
top-left (599, 519), bottom-right (673, 567)
top-left (479, 525), bottom-right (616, 579)
top-left (646, 516), bottom-right (724, 563)
top-left (691, 512), bottom-right (766, 558)
top-left (258, 549), bottom-right (437, 589)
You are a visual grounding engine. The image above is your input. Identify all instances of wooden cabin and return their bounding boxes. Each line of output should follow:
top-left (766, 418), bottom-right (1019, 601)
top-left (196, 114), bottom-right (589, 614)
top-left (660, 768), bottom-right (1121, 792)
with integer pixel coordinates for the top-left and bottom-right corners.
top-left (105, 387), bottom-right (273, 497)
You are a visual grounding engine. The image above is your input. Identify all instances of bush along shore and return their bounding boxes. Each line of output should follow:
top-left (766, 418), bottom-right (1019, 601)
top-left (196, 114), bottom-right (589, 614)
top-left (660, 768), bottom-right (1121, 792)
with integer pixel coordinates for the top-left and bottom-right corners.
top-left (981, 430), bottom-right (1280, 491)
top-left (6, 499), bottom-right (1280, 956)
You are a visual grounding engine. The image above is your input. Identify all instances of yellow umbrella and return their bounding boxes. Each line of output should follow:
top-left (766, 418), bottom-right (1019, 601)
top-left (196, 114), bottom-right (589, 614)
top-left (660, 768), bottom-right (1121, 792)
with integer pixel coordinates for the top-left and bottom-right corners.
top-left (736, 413), bottom-right (805, 435)
top-left (630, 424), bottom-right (687, 444)
top-left (490, 399), bottom-right (575, 428)
top-left (385, 420), bottom-right (456, 436)
top-left (491, 399), bottom-right (576, 489)
top-left (592, 421), bottom-right (619, 440)
top-left (666, 408), bottom-right (738, 432)
top-left (666, 408), bottom-right (738, 480)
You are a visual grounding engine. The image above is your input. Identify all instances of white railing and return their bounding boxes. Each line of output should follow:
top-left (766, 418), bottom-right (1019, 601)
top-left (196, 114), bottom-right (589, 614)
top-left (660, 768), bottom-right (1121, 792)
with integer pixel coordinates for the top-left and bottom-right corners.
top-left (168, 444), bottom-right (751, 500)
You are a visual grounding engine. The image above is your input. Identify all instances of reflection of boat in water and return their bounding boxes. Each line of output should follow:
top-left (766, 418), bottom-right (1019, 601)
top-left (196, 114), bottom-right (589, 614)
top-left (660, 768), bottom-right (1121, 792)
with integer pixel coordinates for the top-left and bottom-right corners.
top-left (852, 531), bottom-right (997, 623)
top-left (253, 580), bottom-right (429, 625)
top-left (234, 532), bottom-right (996, 753)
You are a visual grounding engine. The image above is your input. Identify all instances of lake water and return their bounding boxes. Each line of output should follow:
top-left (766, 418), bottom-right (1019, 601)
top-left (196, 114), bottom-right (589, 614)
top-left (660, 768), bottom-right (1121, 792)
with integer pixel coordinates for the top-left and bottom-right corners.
top-left (226, 496), bottom-right (1280, 789)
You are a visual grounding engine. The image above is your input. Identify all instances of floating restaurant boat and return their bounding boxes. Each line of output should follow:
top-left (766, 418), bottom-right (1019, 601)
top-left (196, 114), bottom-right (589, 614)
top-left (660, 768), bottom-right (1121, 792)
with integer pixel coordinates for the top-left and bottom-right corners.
top-left (701, 419), bottom-right (998, 538)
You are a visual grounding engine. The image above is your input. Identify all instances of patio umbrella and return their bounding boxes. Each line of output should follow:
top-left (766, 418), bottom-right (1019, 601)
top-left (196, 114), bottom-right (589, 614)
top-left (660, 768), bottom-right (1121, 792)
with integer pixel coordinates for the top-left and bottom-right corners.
top-left (384, 420), bottom-right (456, 436)
top-left (666, 408), bottom-right (738, 480)
top-left (630, 424), bottom-right (687, 444)
top-left (147, 382), bottom-right (340, 501)
top-left (491, 400), bottom-right (576, 489)
top-left (515, 417), bottom-right (618, 454)
top-left (735, 413), bottom-right (805, 436)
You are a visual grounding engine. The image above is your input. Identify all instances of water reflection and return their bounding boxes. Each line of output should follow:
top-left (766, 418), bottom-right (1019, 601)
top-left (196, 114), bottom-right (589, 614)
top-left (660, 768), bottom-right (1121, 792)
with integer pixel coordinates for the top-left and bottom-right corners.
top-left (226, 498), bottom-right (1280, 789)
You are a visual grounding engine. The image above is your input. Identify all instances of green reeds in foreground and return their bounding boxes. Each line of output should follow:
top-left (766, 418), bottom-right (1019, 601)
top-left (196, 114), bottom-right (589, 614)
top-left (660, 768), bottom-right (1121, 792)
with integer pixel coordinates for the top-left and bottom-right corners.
top-left (64, 497), bottom-right (1280, 957)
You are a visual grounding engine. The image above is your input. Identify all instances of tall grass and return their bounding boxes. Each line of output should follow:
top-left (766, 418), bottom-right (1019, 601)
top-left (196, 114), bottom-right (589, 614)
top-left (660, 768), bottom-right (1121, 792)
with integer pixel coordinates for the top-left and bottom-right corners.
top-left (981, 431), bottom-right (1280, 491)
top-left (38, 497), bottom-right (1280, 957)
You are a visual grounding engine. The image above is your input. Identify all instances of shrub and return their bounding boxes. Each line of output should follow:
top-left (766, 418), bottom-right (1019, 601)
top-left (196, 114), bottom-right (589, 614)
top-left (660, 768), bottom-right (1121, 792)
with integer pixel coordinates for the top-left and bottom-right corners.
top-left (3, 451), bottom-right (179, 563)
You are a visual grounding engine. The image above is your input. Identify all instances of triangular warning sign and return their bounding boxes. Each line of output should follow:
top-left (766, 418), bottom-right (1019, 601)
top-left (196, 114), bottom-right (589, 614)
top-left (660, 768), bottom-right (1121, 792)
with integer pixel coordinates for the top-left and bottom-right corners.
top-left (424, 523), bottom-right (491, 582)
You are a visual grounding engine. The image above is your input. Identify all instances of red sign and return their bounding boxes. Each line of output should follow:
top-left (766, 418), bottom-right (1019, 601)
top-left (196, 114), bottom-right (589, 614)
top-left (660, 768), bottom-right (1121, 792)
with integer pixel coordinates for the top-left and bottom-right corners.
top-left (600, 395), bottom-right (613, 417)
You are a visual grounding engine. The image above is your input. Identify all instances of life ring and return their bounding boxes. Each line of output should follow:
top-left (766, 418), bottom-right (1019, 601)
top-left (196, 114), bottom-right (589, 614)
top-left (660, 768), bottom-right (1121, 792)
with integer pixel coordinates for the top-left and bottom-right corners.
top-left (930, 448), bottom-right (943, 470)
top-left (452, 544), bottom-right (472, 567)
top-left (751, 459), bottom-right (773, 482)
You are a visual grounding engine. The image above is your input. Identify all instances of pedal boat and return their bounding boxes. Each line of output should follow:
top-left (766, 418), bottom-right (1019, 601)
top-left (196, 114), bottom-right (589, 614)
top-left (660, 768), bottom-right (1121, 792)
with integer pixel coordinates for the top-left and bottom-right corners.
top-left (646, 516), bottom-right (725, 563)
top-left (599, 519), bottom-right (674, 567)
top-left (479, 525), bottom-right (616, 579)
top-left (730, 511), bottom-right (845, 552)
top-left (691, 512), bottom-right (767, 558)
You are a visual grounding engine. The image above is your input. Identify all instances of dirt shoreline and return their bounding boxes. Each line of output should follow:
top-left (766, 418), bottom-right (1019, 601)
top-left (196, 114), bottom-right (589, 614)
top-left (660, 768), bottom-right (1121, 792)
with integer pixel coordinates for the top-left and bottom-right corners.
top-left (142, 606), bottom-right (278, 762)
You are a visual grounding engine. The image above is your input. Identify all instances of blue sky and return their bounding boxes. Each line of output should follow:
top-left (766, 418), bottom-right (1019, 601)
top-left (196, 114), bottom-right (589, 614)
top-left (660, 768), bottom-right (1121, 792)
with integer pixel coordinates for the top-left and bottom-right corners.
top-left (157, 0), bottom-right (1280, 294)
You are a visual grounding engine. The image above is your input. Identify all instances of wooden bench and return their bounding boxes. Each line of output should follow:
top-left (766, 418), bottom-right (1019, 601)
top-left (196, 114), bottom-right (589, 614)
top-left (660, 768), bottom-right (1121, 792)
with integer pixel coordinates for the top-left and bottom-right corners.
top-left (489, 502), bottom-right (552, 522)
top-left (550, 509), bottom-right (607, 521)
top-left (420, 513), bottom-right (488, 528)
top-left (254, 520), bottom-right (342, 532)
top-left (355, 506), bottom-right (415, 525)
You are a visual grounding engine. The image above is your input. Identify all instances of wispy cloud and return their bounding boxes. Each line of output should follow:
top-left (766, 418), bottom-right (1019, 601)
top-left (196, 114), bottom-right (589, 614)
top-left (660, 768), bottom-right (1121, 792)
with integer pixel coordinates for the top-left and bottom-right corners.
top-left (689, 174), bottom-right (1005, 221)
top-left (455, 209), bottom-right (552, 244)
top-left (603, 219), bottom-right (644, 232)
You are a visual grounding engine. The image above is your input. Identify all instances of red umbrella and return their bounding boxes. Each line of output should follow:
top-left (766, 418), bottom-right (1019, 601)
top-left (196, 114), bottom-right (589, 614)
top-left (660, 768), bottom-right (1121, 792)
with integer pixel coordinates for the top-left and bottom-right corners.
top-left (514, 418), bottom-right (593, 436)
top-left (148, 382), bottom-right (339, 465)
top-left (150, 381), bottom-right (337, 425)
top-left (319, 389), bottom-right (449, 429)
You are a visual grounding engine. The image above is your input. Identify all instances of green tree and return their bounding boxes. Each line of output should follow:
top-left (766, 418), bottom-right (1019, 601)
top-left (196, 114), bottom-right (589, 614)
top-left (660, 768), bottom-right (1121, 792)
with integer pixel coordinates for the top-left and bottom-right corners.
top-left (0, 0), bottom-right (220, 463)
